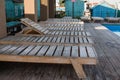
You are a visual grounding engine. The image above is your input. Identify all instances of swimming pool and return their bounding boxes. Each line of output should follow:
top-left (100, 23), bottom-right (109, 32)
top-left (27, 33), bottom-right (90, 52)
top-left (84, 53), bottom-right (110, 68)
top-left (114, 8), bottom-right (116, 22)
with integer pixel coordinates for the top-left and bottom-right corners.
top-left (102, 24), bottom-right (120, 37)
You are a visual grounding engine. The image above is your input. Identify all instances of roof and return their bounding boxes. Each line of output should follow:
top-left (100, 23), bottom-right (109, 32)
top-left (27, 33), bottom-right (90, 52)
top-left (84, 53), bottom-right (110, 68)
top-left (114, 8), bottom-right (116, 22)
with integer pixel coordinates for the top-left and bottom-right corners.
top-left (92, 1), bottom-right (116, 9)
top-left (13, 0), bottom-right (23, 3)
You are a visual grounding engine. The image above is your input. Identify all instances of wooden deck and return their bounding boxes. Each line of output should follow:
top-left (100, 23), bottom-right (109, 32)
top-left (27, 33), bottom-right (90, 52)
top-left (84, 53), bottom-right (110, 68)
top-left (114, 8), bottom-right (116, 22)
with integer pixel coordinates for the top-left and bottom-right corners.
top-left (0, 23), bottom-right (120, 80)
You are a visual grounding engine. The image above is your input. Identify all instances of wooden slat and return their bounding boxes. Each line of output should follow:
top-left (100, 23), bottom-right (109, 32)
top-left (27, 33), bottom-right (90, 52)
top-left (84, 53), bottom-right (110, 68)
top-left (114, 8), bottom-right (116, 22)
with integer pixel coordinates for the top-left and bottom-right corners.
top-left (65, 36), bottom-right (69, 43)
top-left (0, 45), bottom-right (12, 53)
top-left (79, 37), bottom-right (83, 43)
top-left (75, 37), bottom-right (79, 43)
top-left (54, 46), bottom-right (64, 56)
top-left (20, 46), bottom-right (35, 55)
top-left (86, 46), bottom-right (96, 58)
top-left (37, 36), bottom-right (45, 42)
top-left (71, 31), bottom-right (74, 35)
top-left (83, 38), bottom-right (88, 43)
top-left (37, 46), bottom-right (49, 56)
top-left (28, 46), bottom-right (42, 55)
top-left (87, 37), bottom-right (94, 44)
top-left (75, 32), bottom-right (78, 35)
top-left (12, 45), bottom-right (28, 55)
top-left (61, 36), bottom-right (65, 43)
top-left (51, 37), bottom-right (57, 42)
top-left (3, 45), bottom-right (19, 54)
top-left (71, 46), bottom-right (79, 57)
top-left (32, 37), bottom-right (40, 42)
top-left (52, 31), bottom-right (56, 35)
top-left (42, 37), bottom-right (49, 42)
top-left (86, 32), bottom-right (91, 36)
top-left (79, 32), bottom-right (82, 36)
top-left (62, 46), bottom-right (71, 57)
top-left (59, 31), bottom-right (63, 35)
top-left (46, 37), bottom-right (53, 42)
top-left (0, 45), bottom-right (7, 49)
top-left (63, 31), bottom-right (66, 35)
top-left (56, 37), bottom-right (61, 43)
top-left (79, 46), bottom-right (88, 57)
top-left (70, 36), bottom-right (74, 43)
top-left (45, 46), bottom-right (56, 56)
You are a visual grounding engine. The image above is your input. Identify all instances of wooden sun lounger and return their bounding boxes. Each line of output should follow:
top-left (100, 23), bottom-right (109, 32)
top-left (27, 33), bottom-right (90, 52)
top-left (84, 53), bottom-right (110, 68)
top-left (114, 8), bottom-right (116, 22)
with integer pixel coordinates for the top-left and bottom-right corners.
top-left (105, 17), bottom-right (120, 23)
top-left (92, 17), bottom-right (104, 22)
top-left (0, 30), bottom-right (96, 79)
top-left (81, 17), bottom-right (91, 22)
top-left (0, 42), bottom-right (97, 79)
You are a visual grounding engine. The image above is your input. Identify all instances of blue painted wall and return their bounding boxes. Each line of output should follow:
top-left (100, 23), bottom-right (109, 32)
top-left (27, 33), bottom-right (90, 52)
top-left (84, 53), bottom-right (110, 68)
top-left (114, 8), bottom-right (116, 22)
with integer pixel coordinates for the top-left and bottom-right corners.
top-left (5, 0), bottom-right (24, 21)
top-left (5, 0), bottom-right (41, 21)
top-left (91, 3), bottom-right (116, 18)
top-left (65, 0), bottom-right (84, 17)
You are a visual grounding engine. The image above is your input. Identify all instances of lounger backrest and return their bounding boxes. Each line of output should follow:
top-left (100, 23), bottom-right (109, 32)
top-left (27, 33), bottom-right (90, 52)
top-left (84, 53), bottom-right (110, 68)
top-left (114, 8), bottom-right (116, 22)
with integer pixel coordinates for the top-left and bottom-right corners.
top-left (21, 18), bottom-right (47, 34)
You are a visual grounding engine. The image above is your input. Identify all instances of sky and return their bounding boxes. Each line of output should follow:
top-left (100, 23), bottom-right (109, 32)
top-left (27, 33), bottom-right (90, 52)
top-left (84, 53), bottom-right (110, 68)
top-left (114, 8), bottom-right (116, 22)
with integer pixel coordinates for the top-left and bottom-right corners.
top-left (56, 0), bottom-right (120, 10)
top-left (56, 0), bottom-right (120, 4)
top-left (88, 0), bottom-right (120, 3)
top-left (56, 0), bottom-right (120, 3)
top-left (88, 0), bottom-right (120, 8)
top-left (56, 0), bottom-right (120, 8)
top-left (56, 0), bottom-right (59, 3)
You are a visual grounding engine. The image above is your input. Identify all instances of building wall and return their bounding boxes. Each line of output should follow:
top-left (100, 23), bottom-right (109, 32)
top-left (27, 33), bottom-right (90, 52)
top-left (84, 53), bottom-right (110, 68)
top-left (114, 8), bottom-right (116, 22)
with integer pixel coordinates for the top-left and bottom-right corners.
top-left (65, 0), bottom-right (84, 17)
top-left (49, 0), bottom-right (55, 18)
top-left (91, 5), bottom-right (116, 18)
top-left (5, 0), bottom-right (24, 22)
top-left (24, 0), bottom-right (38, 22)
top-left (40, 0), bottom-right (49, 21)
top-left (0, 0), bottom-right (7, 38)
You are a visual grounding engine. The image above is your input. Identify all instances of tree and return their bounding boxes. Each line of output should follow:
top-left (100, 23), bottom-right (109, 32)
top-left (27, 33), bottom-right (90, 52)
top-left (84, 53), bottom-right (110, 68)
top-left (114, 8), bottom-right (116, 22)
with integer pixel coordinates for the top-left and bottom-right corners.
top-left (59, 0), bottom-right (65, 7)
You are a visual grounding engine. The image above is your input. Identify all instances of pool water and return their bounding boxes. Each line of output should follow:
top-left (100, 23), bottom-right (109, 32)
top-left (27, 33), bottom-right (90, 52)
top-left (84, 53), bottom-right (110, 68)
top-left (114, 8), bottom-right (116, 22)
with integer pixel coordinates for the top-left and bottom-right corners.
top-left (102, 24), bottom-right (120, 37)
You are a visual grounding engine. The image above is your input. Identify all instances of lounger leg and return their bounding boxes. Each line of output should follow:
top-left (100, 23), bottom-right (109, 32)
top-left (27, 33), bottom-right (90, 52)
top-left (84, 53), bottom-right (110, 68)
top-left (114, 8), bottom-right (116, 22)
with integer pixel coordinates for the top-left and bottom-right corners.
top-left (70, 59), bottom-right (86, 79)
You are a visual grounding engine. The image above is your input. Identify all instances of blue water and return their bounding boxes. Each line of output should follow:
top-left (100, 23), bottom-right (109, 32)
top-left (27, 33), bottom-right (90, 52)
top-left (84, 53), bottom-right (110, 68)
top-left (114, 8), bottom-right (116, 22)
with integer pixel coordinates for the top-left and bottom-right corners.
top-left (56, 7), bottom-right (65, 11)
top-left (102, 24), bottom-right (120, 37)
